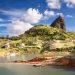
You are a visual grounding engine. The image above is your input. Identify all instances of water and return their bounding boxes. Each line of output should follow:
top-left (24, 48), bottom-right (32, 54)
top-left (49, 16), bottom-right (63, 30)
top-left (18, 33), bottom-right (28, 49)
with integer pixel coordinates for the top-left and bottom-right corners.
top-left (0, 54), bottom-right (40, 62)
top-left (0, 54), bottom-right (75, 75)
top-left (7, 54), bottom-right (37, 61)
top-left (0, 64), bottom-right (75, 75)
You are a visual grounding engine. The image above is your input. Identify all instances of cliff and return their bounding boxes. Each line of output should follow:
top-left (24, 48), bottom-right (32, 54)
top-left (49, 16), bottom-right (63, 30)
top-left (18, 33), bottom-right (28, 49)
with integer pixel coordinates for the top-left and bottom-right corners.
top-left (50, 16), bottom-right (66, 31)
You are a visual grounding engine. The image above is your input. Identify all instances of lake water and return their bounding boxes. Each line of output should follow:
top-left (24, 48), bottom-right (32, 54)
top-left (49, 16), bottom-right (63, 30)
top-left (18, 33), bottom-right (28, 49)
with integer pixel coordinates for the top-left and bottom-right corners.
top-left (0, 54), bottom-right (40, 63)
top-left (0, 64), bottom-right (75, 75)
top-left (0, 54), bottom-right (75, 75)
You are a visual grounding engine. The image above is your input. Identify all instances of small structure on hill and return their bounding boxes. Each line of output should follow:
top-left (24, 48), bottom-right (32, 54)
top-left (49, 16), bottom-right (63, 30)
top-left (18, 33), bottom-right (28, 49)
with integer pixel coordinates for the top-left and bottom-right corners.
top-left (19, 43), bottom-right (25, 48)
top-left (2, 42), bottom-right (10, 49)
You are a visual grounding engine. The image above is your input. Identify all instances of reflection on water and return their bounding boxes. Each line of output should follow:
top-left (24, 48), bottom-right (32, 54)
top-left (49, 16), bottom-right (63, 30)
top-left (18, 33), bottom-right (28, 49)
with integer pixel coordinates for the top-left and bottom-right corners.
top-left (0, 54), bottom-right (40, 62)
top-left (0, 64), bottom-right (75, 75)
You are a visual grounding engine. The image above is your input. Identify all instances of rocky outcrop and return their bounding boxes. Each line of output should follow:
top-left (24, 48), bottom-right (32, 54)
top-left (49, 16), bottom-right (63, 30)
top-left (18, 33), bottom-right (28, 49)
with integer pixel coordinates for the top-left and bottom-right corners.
top-left (50, 16), bottom-right (66, 31)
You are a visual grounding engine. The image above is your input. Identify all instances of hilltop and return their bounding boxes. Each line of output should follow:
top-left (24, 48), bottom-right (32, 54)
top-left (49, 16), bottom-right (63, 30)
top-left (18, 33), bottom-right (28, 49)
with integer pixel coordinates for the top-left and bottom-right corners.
top-left (50, 16), bottom-right (66, 31)
top-left (24, 25), bottom-right (67, 40)
top-left (21, 16), bottom-right (75, 40)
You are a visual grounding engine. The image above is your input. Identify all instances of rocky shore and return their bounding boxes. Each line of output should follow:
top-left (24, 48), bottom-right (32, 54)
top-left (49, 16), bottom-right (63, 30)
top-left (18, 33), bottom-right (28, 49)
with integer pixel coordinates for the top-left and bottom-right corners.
top-left (8, 56), bottom-right (75, 67)
top-left (0, 51), bottom-right (75, 68)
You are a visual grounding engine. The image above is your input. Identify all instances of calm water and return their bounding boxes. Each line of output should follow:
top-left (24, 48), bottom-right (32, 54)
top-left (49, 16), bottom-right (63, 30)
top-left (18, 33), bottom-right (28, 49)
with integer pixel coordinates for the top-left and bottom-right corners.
top-left (0, 64), bottom-right (75, 75)
top-left (0, 54), bottom-right (40, 63)
top-left (0, 54), bottom-right (75, 75)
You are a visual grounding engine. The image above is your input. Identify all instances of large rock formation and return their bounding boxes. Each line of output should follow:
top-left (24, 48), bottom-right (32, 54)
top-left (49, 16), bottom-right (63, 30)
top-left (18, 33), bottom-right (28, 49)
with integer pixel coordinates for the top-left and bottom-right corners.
top-left (50, 16), bottom-right (66, 31)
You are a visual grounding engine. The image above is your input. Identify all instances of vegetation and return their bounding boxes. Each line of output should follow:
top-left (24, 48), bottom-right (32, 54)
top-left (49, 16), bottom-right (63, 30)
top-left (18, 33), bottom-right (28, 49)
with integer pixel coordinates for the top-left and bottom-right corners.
top-left (0, 24), bottom-right (75, 54)
top-left (0, 16), bottom-right (75, 54)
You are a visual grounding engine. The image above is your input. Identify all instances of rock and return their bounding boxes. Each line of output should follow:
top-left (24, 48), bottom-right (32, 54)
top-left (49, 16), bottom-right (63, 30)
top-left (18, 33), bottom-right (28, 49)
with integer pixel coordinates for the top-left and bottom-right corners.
top-left (2, 43), bottom-right (10, 49)
top-left (19, 43), bottom-right (25, 48)
top-left (61, 57), bottom-right (70, 65)
top-left (50, 16), bottom-right (66, 31)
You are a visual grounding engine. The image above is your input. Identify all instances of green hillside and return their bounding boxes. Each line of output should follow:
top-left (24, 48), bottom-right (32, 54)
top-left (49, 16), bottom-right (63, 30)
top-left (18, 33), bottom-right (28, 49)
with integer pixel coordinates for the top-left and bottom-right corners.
top-left (1, 16), bottom-right (75, 53)
top-left (19, 25), bottom-right (75, 40)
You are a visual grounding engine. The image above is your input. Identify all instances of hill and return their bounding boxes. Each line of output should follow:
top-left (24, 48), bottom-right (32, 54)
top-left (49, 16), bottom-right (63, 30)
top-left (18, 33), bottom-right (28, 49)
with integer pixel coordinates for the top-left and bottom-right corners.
top-left (23, 25), bottom-right (71, 40)
top-left (18, 16), bottom-right (75, 40)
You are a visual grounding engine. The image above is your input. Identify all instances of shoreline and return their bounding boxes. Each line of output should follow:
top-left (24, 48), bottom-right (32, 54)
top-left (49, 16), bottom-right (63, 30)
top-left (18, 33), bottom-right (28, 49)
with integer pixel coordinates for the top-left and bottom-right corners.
top-left (0, 62), bottom-right (74, 69)
top-left (0, 51), bottom-right (74, 68)
top-left (9, 56), bottom-right (75, 68)
top-left (0, 58), bottom-right (74, 68)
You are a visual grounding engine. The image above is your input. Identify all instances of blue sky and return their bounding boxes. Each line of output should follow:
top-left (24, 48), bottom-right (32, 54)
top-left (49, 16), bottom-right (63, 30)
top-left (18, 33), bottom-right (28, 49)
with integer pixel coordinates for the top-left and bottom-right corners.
top-left (0, 0), bottom-right (75, 36)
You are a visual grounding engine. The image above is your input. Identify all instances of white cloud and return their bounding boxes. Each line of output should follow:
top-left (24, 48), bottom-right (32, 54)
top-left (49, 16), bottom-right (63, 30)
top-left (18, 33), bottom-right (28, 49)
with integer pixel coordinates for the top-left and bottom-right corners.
top-left (0, 9), bottom-right (25, 17)
top-left (66, 15), bottom-right (73, 18)
top-left (22, 8), bottom-right (43, 24)
top-left (46, 0), bottom-right (75, 9)
top-left (3, 8), bottom-right (43, 36)
top-left (0, 18), bottom-right (4, 21)
top-left (44, 10), bottom-right (55, 16)
top-left (64, 0), bottom-right (75, 8)
top-left (43, 10), bottom-right (55, 20)
top-left (46, 0), bottom-right (61, 9)
top-left (56, 13), bottom-right (64, 17)
top-left (0, 9), bottom-right (25, 23)
top-left (43, 10), bottom-right (64, 20)
top-left (0, 8), bottom-right (43, 24)
top-left (8, 20), bottom-right (33, 36)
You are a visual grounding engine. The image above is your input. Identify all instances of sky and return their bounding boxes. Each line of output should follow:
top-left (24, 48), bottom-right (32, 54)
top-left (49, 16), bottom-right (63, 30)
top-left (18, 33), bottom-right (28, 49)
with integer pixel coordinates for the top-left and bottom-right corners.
top-left (0, 0), bottom-right (75, 36)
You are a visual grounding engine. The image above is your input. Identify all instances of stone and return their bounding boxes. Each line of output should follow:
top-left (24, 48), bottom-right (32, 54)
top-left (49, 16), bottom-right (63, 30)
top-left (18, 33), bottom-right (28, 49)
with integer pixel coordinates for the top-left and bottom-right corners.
top-left (19, 43), bottom-right (25, 48)
top-left (2, 43), bottom-right (10, 49)
top-left (50, 16), bottom-right (66, 31)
